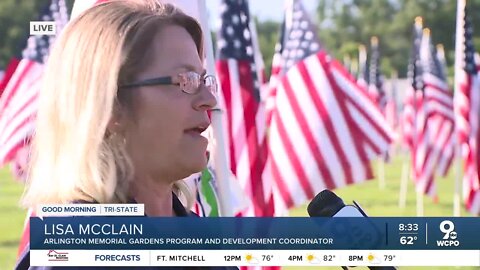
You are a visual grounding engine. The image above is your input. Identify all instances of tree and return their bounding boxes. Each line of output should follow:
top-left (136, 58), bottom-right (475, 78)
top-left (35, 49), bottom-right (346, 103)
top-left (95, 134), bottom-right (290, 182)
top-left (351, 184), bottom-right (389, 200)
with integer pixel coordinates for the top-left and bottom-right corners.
top-left (315, 0), bottom-right (480, 78)
top-left (254, 18), bottom-right (280, 79)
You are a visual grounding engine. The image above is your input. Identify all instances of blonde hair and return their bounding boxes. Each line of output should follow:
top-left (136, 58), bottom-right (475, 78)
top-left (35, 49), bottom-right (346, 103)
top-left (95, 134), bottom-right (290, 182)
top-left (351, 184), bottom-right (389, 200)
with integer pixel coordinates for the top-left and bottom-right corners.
top-left (22, 0), bottom-right (203, 208)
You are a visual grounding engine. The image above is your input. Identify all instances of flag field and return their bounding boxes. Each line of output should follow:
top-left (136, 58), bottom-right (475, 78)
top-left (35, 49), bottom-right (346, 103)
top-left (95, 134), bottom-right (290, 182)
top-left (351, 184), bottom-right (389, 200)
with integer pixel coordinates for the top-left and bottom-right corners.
top-left (290, 154), bottom-right (471, 218)
top-left (0, 154), bottom-right (476, 269)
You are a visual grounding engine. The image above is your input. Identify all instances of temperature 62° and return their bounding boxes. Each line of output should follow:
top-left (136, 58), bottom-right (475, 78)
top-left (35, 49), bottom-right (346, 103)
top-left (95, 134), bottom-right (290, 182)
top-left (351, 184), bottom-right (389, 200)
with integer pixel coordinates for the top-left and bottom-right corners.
top-left (400, 236), bottom-right (417, 245)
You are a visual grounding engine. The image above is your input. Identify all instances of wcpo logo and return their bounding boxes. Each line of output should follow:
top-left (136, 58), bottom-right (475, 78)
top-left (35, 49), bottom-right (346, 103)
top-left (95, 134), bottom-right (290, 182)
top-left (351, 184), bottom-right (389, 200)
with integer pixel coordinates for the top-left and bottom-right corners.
top-left (47, 250), bottom-right (69, 261)
top-left (436, 220), bottom-right (459, 247)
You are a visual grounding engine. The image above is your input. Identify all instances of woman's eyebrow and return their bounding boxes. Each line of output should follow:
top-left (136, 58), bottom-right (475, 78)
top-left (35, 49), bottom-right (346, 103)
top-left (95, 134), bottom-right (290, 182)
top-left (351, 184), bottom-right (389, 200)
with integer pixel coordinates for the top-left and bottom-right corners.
top-left (174, 64), bottom-right (204, 74)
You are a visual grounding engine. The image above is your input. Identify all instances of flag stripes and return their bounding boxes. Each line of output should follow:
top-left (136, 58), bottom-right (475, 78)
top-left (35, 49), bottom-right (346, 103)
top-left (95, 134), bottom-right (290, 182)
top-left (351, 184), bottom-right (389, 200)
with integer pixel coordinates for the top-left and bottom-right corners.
top-left (269, 50), bottom-right (392, 208)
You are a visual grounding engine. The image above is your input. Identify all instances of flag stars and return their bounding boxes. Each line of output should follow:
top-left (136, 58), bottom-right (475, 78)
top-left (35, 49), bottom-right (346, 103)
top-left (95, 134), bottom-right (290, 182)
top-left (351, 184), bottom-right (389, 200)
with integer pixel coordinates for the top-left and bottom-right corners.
top-left (300, 20), bottom-right (308, 29)
top-left (233, 39), bottom-right (241, 49)
top-left (305, 31), bottom-right (313, 40)
top-left (244, 29), bottom-right (251, 40)
top-left (246, 46), bottom-right (253, 56)
top-left (218, 39), bottom-right (227, 50)
top-left (219, 3), bottom-right (228, 13)
top-left (240, 13), bottom-right (247, 24)
top-left (290, 39), bottom-right (300, 48)
top-left (18, 0), bottom-right (69, 64)
top-left (226, 26), bottom-right (234, 36)
top-left (296, 50), bottom-right (305, 58)
top-left (217, 0), bottom-right (256, 62)
top-left (293, 9), bottom-right (303, 19)
top-left (288, 50), bottom-right (296, 59)
top-left (290, 30), bottom-right (301, 40)
top-left (276, 0), bottom-right (323, 74)
top-left (310, 43), bottom-right (319, 52)
top-left (232, 14), bottom-right (239, 25)
top-left (463, 14), bottom-right (476, 73)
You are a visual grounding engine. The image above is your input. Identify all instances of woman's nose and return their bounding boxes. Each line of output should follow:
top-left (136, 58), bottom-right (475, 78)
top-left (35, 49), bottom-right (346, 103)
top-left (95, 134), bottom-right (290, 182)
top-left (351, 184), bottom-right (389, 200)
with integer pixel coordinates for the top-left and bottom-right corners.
top-left (193, 84), bottom-right (217, 111)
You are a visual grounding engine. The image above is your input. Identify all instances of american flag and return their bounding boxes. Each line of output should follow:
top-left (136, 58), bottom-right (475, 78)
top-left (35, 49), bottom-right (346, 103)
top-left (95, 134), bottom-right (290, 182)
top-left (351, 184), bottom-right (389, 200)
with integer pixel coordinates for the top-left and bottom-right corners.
top-left (0, 70), bottom-right (4, 90)
top-left (402, 18), bottom-right (423, 154)
top-left (421, 31), bottom-right (455, 178)
top-left (0, 0), bottom-right (69, 169)
top-left (264, 18), bottom-right (286, 128)
top-left (216, 0), bottom-right (273, 217)
top-left (436, 44), bottom-right (448, 80)
top-left (411, 27), bottom-right (455, 197)
top-left (454, 3), bottom-right (480, 215)
top-left (10, 0), bottom-right (69, 258)
top-left (266, 0), bottom-right (394, 209)
top-left (0, 44), bottom-right (23, 96)
top-left (14, 0), bottom-right (108, 259)
top-left (357, 44), bottom-right (369, 89)
top-left (368, 37), bottom-right (388, 112)
top-left (385, 73), bottom-right (399, 137)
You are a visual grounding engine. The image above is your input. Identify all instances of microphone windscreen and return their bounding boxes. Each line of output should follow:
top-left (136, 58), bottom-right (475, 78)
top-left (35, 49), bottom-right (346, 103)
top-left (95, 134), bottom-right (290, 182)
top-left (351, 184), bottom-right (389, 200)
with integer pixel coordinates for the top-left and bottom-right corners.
top-left (307, 189), bottom-right (346, 217)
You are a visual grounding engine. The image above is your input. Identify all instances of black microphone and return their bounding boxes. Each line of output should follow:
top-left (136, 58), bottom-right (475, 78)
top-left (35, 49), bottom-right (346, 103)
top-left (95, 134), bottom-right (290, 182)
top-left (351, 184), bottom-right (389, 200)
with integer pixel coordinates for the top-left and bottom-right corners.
top-left (308, 190), bottom-right (397, 270)
top-left (308, 189), bottom-right (367, 217)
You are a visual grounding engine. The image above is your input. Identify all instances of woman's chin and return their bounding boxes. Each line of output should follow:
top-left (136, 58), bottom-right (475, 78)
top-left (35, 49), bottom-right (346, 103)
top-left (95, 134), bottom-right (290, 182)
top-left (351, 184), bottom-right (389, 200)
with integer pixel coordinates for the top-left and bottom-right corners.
top-left (192, 157), bottom-right (209, 172)
top-left (183, 155), bottom-right (209, 176)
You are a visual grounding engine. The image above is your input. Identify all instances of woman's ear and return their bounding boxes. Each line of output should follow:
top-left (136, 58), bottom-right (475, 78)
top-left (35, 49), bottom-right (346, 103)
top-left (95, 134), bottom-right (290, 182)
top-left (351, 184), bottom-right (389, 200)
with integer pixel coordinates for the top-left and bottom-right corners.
top-left (106, 119), bottom-right (122, 137)
top-left (106, 105), bottom-right (128, 136)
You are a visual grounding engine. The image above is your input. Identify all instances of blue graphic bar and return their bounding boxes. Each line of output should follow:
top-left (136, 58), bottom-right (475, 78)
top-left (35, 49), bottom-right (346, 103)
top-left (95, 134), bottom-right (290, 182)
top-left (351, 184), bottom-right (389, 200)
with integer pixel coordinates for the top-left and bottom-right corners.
top-left (30, 217), bottom-right (480, 250)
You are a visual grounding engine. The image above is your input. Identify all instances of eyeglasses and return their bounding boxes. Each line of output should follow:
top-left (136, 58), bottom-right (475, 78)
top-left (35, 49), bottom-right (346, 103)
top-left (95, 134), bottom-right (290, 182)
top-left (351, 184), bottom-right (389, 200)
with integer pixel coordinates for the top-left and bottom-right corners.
top-left (119, 71), bottom-right (218, 95)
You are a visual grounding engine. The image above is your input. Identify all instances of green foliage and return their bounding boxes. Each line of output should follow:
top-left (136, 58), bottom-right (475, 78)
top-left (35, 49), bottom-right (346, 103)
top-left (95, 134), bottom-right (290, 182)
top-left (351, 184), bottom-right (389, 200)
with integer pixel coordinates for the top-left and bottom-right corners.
top-left (255, 17), bottom-right (280, 79)
top-left (314, 0), bottom-right (480, 78)
top-left (253, 0), bottom-right (480, 79)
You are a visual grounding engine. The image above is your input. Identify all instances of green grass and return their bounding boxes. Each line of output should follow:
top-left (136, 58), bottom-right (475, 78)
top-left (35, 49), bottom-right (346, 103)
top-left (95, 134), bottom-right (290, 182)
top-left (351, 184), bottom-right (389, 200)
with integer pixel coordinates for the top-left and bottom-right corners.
top-left (0, 167), bottom-right (27, 269)
top-left (289, 155), bottom-right (472, 217)
top-left (287, 155), bottom-right (477, 270)
top-left (0, 155), bottom-right (477, 269)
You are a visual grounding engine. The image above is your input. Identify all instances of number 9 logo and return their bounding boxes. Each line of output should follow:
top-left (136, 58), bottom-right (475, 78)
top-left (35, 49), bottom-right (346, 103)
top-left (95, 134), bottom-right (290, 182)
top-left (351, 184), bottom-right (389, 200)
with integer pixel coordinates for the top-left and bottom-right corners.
top-left (439, 220), bottom-right (455, 240)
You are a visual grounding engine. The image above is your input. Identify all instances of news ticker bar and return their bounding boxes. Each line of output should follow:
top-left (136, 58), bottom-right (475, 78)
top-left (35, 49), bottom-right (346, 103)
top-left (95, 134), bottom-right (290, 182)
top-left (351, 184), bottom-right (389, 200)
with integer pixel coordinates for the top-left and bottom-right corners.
top-left (31, 217), bottom-right (480, 250)
top-left (31, 250), bottom-right (480, 267)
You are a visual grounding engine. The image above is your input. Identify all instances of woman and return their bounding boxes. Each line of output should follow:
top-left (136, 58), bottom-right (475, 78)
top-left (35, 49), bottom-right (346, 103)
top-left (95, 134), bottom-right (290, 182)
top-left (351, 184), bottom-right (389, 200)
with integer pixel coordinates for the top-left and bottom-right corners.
top-left (16, 0), bottom-right (231, 269)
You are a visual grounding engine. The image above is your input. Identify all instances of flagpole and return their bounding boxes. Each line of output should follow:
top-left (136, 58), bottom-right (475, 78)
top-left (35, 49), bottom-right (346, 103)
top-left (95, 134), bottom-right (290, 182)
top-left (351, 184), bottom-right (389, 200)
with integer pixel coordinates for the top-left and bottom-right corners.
top-left (453, 0), bottom-right (467, 217)
top-left (198, 0), bottom-right (233, 217)
top-left (399, 149), bottom-right (409, 208)
top-left (411, 17), bottom-right (424, 217)
top-left (395, 68), bottom-right (409, 208)
top-left (453, 145), bottom-right (462, 217)
top-left (378, 158), bottom-right (385, 189)
top-left (416, 189), bottom-right (424, 216)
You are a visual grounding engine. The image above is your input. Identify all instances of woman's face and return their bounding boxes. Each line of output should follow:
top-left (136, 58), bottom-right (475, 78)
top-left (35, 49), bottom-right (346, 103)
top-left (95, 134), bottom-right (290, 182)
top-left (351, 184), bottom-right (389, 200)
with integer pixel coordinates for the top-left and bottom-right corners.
top-left (124, 24), bottom-right (216, 182)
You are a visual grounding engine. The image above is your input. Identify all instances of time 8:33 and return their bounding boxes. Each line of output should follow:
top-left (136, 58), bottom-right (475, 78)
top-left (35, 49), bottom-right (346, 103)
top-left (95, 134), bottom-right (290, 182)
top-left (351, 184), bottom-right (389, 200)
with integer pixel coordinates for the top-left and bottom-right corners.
top-left (399, 223), bottom-right (419, 231)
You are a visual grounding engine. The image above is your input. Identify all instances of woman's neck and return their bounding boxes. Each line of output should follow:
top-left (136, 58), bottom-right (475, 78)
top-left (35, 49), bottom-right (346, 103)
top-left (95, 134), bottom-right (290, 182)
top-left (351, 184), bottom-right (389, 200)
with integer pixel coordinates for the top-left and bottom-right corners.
top-left (130, 176), bottom-right (174, 217)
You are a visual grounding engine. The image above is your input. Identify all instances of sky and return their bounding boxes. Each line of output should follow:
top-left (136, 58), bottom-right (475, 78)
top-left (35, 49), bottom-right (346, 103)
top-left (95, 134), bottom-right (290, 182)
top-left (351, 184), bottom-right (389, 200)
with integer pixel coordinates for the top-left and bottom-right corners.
top-left (206, 0), bottom-right (318, 28)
